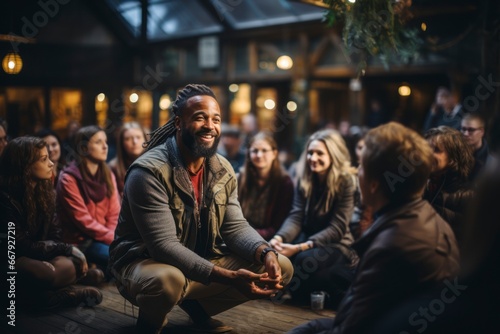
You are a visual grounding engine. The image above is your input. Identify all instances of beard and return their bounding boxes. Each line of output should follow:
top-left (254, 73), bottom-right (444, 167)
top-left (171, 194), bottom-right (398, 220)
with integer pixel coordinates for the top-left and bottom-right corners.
top-left (181, 127), bottom-right (220, 159)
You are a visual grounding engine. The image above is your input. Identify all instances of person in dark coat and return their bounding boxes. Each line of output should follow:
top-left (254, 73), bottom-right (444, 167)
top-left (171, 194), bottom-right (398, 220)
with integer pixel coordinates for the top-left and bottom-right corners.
top-left (287, 122), bottom-right (460, 334)
top-left (365, 115), bottom-right (500, 334)
top-left (423, 87), bottom-right (464, 132)
top-left (424, 126), bottom-right (475, 245)
top-left (461, 113), bottom-right (490, 180)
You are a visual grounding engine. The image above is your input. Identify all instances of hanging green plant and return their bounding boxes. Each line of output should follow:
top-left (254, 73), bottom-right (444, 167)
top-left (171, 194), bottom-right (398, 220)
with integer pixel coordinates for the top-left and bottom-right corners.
top-left (324, 0), bottom-right (423, 71)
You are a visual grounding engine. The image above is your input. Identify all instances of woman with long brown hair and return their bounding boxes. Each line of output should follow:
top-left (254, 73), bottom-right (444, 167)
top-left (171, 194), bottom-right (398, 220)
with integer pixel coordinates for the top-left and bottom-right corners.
top-left (35, 128), bottom-right (66, 187)
top-left (0, 136), bottom-right (102, 309)
top-left (57, 125), bottom-right (120, 272)
top-left (237, 131), bottom-right (294, 240)
top-left (424, 126), bottom-right (475, 245)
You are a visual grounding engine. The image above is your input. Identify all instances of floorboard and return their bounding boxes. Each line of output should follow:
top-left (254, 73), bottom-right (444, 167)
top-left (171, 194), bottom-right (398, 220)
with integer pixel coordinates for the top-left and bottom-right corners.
top-left (8, 283), bottom-right (335, 334)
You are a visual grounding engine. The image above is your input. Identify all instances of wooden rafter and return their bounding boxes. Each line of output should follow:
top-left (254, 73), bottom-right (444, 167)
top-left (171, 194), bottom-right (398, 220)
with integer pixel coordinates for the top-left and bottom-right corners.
top-left (0, 34), bottom-right (35, 44)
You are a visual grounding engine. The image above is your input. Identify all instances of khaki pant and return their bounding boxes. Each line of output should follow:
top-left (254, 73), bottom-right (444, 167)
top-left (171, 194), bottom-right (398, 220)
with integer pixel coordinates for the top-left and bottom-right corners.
top-left (114, 254), bottom-right (293, 328)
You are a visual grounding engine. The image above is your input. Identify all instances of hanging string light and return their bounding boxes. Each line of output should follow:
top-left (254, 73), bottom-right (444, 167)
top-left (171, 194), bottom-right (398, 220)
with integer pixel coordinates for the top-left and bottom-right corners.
top-left (2, 52), bottom-right (23, 74)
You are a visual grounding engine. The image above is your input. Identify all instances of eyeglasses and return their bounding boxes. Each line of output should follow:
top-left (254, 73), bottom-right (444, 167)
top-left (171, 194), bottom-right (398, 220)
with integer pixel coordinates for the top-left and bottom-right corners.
top-left (250, 148), bottom-right (273, 155)
top-left (460, 127), bottom-right (483, 134)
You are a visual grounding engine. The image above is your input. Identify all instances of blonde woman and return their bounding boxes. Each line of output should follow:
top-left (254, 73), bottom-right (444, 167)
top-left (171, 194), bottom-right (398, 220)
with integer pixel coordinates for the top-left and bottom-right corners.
top-left (271, 129), bottom-right (358, 306)
top-left (108, 122), bottom-right (147, 198)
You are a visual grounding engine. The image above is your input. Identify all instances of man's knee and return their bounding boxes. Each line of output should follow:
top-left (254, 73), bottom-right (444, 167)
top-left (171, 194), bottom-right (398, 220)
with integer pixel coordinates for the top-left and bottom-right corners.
top-left (120, 261), bottom-right (187, 306)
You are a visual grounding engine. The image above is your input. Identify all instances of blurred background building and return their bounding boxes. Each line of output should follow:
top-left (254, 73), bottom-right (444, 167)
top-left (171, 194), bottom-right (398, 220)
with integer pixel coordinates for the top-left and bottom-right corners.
top-left (0, 0), bottom-right (498, 156)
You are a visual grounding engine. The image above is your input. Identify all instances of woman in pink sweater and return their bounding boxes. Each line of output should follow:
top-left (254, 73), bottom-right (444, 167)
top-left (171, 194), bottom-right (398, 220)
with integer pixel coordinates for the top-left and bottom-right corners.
top-left (57, 125), bottom-right (120, 271)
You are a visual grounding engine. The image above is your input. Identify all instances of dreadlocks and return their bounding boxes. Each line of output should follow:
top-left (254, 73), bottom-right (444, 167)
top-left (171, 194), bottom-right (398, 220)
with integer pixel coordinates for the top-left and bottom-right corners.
top-left (145, 84), bottom-right (217, 151)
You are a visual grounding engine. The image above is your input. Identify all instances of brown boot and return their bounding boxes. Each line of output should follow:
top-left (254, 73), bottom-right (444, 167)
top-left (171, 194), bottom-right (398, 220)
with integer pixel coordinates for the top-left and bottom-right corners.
top-left (78, 268), bottom-right (105, 286)
top-left (136, 311), bottom-right (165, 334)
top-left (44, 286), bottom-right (103, 310)
top-left (180, 300), bottom-right (232, 333)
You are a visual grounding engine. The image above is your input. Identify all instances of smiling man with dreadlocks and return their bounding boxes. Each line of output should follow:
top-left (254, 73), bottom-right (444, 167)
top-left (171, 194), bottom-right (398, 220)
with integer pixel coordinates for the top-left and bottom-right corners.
top-left (109, 84), bottom-right (293, 333)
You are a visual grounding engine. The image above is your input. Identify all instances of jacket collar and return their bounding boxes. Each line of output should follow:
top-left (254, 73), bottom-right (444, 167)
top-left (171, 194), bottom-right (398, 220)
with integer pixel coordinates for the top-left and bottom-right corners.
top-left (353, 198), bottom-right (423, 256)
top-left (474, 139), bottom-right (489, 162)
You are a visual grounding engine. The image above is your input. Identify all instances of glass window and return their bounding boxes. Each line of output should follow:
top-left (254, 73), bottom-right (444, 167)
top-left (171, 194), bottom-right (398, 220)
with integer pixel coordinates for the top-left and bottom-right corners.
top-left (235, 44), bottom-right (249, 74)
top-left (51, 89), bottom-right (82, 134)
top-left (107, 0), bottom-right (325, 41)
top-left (256, 87), bottom-right (278, 131)
top-left (1, 88), bottom-right (46, 137)
top-left (229, 83), bottom-right (251, 125)
top-left (216, 0), bottom-right (325, 29)
top-left (108, 0), bottom-right (223, 40)
top-left (123, 89), bottom-right (153, 131)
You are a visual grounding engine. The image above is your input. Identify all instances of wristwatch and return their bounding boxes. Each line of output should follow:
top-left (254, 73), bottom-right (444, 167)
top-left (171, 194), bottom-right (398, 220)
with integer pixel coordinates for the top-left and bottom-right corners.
top-left (260, 247), bottom-right (279, 263)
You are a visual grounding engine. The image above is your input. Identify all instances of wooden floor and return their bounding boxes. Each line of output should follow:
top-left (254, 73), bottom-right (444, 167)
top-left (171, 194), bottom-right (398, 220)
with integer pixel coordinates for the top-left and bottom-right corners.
top-left (9, 283), bottom-right (336, 334)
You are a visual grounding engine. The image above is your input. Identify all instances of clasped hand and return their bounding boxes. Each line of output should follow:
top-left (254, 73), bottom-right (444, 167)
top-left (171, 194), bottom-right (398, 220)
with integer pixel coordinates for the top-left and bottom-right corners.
top-left (233, 268), bottom-right (283, 300)
top-left (270, 238), bottom-right (299, 258)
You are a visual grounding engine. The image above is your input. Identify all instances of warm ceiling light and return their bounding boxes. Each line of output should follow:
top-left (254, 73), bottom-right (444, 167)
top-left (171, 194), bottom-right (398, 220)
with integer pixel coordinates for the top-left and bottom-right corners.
top-left (287, 101), bottom-right (297, 112)
top-left (2, 52), bottom-right (23, 74)
top-left (159, 94), bottom-right (171, 110)
top-left (97, 93), bottom-right (106, 102)
top-left (421, 22), bottom-right (427, 31)
top-left (264, 99), bottom-right (276, 110)
top-left (129, 93), bottom-right (139, 103)
top-left (276, 55), bottom-right (293, 70)
top-left (398, 85), bottom-right (411, 96)
top-left (229, 84), bottom-right (239, 93)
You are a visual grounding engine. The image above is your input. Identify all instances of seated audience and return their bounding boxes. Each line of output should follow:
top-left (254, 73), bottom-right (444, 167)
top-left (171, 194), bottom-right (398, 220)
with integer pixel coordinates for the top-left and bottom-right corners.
top-left (271, 129), bottom-right (358, 307)
top-left (238, 131), bottom-right (294, 240)
top-left (424, 126), bottom-right (475, 245)
top-left (108, 121), bottom-right (147, 198)
top-left (35, 128), bottom-right (65, 187)
top-left (461, 113), bottom-right (490, 180)
top-left (287, 122), bottom-right (460, 334)
top-left (218, 123), bottom-right (246, 173)
top-left (365, 98), bottom-right (389, 128)
top-left (349, 131), bottom-right (373, 240)
top-left (0, 136), bottom-right (102, 309)
top-left (365, 116), bottom-right (500, 334)
top-left (56, 125), bottom-right (120, 272)
top-left (61, 120), bottom-right (81, 163)
top-left (0, 118), bottom-right (8, 156)
top-left (240, 113), bottom-right (258, 149)
top-left (423, 86), bottom-right (463, 132)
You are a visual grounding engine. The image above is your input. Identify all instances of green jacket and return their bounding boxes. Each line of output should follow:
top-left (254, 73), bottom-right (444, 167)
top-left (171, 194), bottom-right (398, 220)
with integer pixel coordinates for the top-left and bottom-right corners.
top-left (109, 136), bottom-right (267, 284)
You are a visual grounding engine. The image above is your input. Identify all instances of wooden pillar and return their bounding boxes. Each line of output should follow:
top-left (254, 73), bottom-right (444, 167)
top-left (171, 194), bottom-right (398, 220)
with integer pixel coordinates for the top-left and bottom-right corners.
top-left (291, 32), bottom-right (310, 154)
top-left (81, 88), bottom-right (97, 126)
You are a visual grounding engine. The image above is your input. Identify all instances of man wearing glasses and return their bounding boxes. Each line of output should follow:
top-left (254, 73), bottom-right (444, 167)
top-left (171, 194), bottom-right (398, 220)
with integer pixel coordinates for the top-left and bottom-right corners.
top-left (461, 113), bottom-right (490, 180)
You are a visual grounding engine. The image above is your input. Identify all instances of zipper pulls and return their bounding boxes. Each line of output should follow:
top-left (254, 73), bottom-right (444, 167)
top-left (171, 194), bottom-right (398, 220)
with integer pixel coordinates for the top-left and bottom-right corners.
top-left (194, 202), bottom-right (201, 229)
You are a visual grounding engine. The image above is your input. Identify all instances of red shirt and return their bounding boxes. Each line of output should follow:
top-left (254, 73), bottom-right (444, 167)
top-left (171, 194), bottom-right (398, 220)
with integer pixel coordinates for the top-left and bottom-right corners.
top-left (189, 166), bottom-right (204, 207)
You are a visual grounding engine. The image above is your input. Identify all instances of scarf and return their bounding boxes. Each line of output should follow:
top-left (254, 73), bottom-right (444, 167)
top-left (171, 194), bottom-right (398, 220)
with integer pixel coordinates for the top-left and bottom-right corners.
top-left (62, 162), bottom-right (107, 203)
